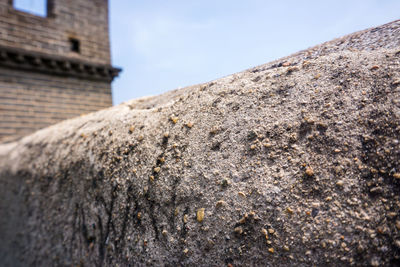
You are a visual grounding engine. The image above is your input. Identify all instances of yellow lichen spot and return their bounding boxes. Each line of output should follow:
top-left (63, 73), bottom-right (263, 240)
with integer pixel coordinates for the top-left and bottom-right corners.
top-left (128, 126), bottom-right (135, 133)
top-left (138, 135), bottom-right (144, 141)
top-left (250, 144), bottom-right (257, 150)
top-left (183, 214), bottom-right (188, 223)
top-left (197, 208), bottom-right (205, 222)
top-left (159, 157), bottom-right (165, 163)
top-left (162, 229), bottom-right (168, 236)
top-left (137, 212), bottom-right (142, 219)
top-left (314, 73), bottom-right (321, 79)
top-left (283, 245), bottom-right (290, 251)
top-left (393, 173), bottom-right (400, 179)
top-left (268, 247), bottom-right (275, 253)
top-left (154, 167), bottom-right (161, 173)
top-left (149, 176), bottom-right (154, 182)
top-left (183, 248), bottom-right (189, 254)
top-left (174, 208), bottom-right (179, 216)
top-left (170, 116), bottom-right (179, 124)
top-left (287, 207), bottom-right (294, 214)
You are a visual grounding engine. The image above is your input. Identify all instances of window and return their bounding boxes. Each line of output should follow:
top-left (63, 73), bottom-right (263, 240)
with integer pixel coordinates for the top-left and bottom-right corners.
top-left (13, 0), bottom-right (47, 17)
top-left (69, 38), bottom-right (80, 53)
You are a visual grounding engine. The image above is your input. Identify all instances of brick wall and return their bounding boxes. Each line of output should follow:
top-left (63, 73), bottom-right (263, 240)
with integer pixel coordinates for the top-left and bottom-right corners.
top-left (0, 0), bottom-right (111, 65)
top-left (0, 66), bottom-right (112, 143)
top-left (0, 0), bottom-right (119, 143)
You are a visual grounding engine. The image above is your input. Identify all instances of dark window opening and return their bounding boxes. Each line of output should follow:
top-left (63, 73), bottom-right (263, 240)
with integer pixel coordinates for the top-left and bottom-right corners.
top-left (13, 0), bottom-right (47, 17)
top-left (69, 38), bottom-right (80, 53)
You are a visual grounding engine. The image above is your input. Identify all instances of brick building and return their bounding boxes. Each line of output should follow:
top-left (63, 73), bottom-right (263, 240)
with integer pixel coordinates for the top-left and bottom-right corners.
top-left (0, 0), bottom-right (120, 143)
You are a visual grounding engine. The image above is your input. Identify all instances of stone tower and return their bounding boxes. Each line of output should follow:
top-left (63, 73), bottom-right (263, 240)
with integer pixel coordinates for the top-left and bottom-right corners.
top-left (0, 0), bottom-right (120, 143)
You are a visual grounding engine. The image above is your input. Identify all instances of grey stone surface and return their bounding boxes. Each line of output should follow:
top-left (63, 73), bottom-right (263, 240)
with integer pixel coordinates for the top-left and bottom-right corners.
top-left (1, 20), bottom-right (400, 266)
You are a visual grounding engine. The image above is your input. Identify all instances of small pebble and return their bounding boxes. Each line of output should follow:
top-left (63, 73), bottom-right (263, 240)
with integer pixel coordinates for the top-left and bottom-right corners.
top-left (216, 200), bottom-right (227, 208)
top-left (197, 208), bottom-right (205, 222)
top-left (268, 247), bottom-right (275, 253)
top-left (234, 226), bottom-right (243, 235)
top-left (263, 143), bottom-right (272, 148)
top-left (238, 192), bottom-right (246, 197)
top-left (305, 167), bottom-right (314, 176)
top-left (170, 116), bottom-right (179, 124)
top-left (336, 180), bottom-right (344, 186)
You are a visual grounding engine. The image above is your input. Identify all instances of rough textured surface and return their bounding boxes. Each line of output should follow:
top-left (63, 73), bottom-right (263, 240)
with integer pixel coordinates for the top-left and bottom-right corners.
top-left (1, 20), bottom-right (400, 266)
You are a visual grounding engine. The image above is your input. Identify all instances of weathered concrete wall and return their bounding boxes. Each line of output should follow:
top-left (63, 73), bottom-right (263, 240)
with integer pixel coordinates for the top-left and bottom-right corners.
top-left (0, 21), bottom-right (399, 266)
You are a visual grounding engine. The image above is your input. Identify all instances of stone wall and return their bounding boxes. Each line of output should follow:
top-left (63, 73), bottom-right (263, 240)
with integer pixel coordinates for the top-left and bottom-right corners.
top-left (0, 21), bottom-right (399, 266)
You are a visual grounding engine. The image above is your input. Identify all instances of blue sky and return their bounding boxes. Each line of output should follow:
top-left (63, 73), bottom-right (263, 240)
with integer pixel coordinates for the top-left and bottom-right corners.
top-left (109, 0), bottom-right (399, 105)
top-left (14, 1), bottom-right (400, 105)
